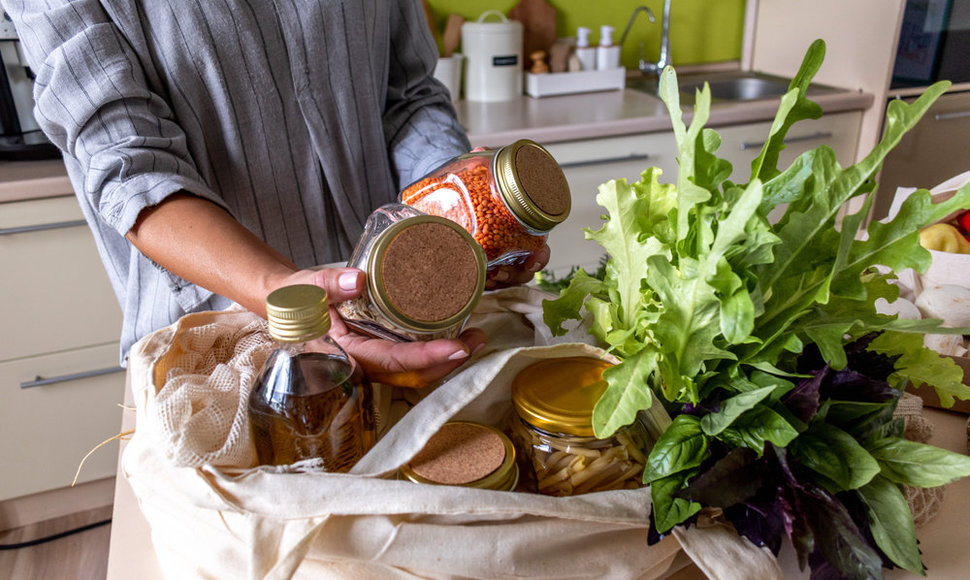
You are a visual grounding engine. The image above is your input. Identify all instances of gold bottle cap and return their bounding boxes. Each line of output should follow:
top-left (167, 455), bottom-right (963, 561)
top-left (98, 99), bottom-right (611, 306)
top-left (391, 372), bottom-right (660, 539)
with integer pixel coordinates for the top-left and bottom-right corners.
top-left (400, 421), bottom-right (518, 491)
top-left (493, 139), bottom-right (571, 232)
top-left (265, 284), bottom-right (331, 342)
top-left (368, 215), bottom-right (486, 333)
top-left (511, 357), bottom-right (613, 437)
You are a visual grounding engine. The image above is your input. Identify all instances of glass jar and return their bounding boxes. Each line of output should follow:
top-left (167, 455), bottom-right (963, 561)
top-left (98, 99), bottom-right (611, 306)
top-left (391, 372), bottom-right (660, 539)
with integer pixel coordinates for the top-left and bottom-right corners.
top-left (399, 139), bottom-right (571, 268)
top-left (400, 421), bottom-right (518, 491)
top-left (336, 203), bottom-right (487, 342)
top-left (248, 284), bottom-right (375, 471)
top-left (508, 357), bottom-right (652, 496)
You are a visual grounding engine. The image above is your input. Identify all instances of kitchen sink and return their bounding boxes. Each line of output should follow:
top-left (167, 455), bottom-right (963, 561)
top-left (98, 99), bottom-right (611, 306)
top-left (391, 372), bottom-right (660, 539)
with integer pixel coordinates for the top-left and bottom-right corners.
top-left (627, 71), bottom-right (842, 104)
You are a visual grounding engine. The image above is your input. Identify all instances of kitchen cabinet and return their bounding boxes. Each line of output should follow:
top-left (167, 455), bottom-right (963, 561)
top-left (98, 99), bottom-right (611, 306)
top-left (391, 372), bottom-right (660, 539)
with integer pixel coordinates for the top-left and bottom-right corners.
top-left (872, 90), bottom-right (970, 220)
top-left (542, 132), bottom-right (678, 274)
top-left (0, 192), bottom-right (125, 502)
top-left (540, 110), bottom-right (862, 274)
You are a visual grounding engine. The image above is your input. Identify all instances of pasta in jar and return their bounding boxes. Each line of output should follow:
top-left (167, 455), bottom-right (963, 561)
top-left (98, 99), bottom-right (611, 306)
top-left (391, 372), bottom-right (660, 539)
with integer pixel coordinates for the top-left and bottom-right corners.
top-left (508, 356), bottom-right (654, 496)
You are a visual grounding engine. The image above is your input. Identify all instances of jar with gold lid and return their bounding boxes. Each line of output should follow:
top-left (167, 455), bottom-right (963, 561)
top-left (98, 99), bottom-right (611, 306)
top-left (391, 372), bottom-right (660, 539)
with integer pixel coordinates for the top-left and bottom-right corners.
top-left (336, 203), bottom-right (487, 342)
top-left (509, 357), bottom-right (652, 496)
top-left (400, 421), bottom-right (519, 491)
top-left (399, 139), bottom-right (571, 269)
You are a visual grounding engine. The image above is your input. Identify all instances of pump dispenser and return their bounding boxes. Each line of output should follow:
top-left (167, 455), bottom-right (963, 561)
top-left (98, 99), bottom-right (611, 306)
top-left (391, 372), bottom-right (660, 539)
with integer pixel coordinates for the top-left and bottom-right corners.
top-left (596, 25), bottom-right (620, 70)
top-left (574, 26), bottom-right (596, 71)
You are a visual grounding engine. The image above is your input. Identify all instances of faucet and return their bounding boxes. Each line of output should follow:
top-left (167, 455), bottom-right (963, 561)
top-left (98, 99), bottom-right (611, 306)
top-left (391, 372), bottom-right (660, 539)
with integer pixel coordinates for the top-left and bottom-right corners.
top-left (620, 1), bottom-right (672, 77)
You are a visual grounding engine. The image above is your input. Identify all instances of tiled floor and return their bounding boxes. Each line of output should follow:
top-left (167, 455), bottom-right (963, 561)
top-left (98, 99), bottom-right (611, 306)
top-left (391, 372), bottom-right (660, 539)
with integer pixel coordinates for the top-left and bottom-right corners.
top-left (0, 505), bottom-right (111, 580)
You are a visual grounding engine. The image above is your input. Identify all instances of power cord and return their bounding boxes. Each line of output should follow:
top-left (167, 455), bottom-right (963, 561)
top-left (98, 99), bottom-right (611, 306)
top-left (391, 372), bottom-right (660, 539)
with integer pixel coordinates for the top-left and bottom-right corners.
top-left (0, 518), bottom-right (111, 551)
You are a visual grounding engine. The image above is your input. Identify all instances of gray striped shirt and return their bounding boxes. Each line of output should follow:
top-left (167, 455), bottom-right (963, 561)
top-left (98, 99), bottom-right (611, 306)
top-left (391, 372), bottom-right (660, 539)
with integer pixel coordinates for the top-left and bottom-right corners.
top-left (4, 0), bottom-right (470, 362)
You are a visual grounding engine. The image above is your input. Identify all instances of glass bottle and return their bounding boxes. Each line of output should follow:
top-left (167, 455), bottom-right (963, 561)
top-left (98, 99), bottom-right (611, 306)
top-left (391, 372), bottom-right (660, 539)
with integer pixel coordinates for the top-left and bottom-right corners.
top-left (336, 203), bottom-right (487, 342)
top-left (508, 357), bottom-right (655, 496)
top-left (399, 139), bottom-right (571, 268)
top-left (248, 284), bottom-right (375, 471)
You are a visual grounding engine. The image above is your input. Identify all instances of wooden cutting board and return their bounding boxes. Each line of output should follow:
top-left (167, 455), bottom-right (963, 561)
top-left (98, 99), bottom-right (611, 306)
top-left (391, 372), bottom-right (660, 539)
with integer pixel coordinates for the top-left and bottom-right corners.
top-left (509, 0), bottom-right (557, 70)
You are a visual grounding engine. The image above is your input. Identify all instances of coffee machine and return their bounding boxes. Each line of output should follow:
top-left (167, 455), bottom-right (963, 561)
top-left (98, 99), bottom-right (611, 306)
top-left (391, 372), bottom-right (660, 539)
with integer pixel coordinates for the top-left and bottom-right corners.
top-left (0, 10), bottom-right (59, 160)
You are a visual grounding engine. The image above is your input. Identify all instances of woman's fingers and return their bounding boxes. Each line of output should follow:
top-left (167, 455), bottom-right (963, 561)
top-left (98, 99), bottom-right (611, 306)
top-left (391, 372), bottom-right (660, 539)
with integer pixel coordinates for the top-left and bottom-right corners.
top-left (273, 267), bottom-right (364, 303)
top-left (331, 313), bottom-right (487, 388)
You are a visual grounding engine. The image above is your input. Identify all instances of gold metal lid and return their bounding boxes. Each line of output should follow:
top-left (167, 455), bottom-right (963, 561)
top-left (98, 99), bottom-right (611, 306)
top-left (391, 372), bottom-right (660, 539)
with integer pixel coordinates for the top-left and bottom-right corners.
top-left (367, 215), bottom-right (486, 333)
top-left (265, 285), bottom-right (331, 342)
top-left (400, 421), bottom-right (518, 491)
top-left (493, 139), bottom-right (571, 232)
top-left (511, 357), bottom-right (613, 437)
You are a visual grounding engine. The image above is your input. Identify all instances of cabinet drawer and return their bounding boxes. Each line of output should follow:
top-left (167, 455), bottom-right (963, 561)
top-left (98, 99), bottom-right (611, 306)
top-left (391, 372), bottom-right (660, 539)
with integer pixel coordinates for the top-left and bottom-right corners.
top-left (716, 111), bottom-right (862, 178)
top-left (0, 343), bottom-right (126, 501)
top-left (0, 195), bottom-right (122, 362)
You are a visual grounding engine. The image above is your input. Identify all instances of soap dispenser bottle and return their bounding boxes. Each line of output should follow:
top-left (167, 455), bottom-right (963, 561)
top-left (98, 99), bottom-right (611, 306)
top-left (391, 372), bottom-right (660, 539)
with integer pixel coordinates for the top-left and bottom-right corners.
top-left (574, 26), bottom-right (596, 71)
top-left (596, 25), bottom-right (620, 70)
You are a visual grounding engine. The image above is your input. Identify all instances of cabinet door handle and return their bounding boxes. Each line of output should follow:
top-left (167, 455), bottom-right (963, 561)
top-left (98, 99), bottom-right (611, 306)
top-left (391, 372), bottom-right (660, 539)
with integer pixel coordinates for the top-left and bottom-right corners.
top-left (558, 153), bottom-right (650, 169)
top-left (0, 219), bottom-right (87, 236)
top-left (21, 365), bottom-right (125, 389)
top-left (739, 131), bottom-right (834, 151)
top-left (933, 110), bottom-right (970, 121)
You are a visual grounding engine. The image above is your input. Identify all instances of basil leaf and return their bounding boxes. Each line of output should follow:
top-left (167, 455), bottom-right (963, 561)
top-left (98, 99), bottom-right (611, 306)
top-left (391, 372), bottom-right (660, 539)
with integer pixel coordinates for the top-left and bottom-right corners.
top-left (857, 475), bottom-right (923, 574)
top-left (643, 415), bottom-right (709, 483)
top-left (790, 424), bottom-right (880, 491)
top-left (676, 447), bottom-right (765, 507)
top-left (719, 405), bottom-right (799, 453)
top-left (651, 468), bottom-right (702, 534)
top-left (868, 437), bottom-right (970, 487)
top-left (700, 386), bottom-right (776, 436)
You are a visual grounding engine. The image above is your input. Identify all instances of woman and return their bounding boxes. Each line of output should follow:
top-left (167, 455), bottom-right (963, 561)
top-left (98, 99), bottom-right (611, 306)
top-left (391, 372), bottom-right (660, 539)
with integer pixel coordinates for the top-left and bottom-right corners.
top-left (4, 0), bottom-right (546, 386)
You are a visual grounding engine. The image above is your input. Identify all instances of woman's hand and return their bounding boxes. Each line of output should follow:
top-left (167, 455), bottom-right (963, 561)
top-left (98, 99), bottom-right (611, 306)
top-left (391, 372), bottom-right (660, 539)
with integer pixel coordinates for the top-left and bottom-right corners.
top-left (276, 267), bottom-right (487, 388)
top-left (485, 243), bottom-right (550, 290)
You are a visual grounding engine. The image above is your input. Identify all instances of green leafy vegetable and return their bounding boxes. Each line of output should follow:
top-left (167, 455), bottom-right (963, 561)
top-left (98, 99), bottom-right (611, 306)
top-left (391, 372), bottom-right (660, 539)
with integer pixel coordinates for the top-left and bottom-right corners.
top-left (540, 38), bottom-right (970, 577)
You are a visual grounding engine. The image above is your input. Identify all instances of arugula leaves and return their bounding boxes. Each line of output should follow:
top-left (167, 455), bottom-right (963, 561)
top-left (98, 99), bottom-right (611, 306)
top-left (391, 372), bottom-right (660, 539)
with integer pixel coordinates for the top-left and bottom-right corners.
top-left (541, 38), bottom-right (970, 577)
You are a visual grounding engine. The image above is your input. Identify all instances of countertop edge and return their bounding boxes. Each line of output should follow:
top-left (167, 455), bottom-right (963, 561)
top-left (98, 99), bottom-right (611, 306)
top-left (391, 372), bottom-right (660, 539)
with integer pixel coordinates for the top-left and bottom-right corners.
top-left (466, 89), bottom-right (874, 146)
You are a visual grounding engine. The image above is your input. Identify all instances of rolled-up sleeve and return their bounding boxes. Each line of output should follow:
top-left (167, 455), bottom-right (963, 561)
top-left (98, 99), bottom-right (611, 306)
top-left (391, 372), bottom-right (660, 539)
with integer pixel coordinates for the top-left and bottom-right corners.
top-left (382, 0), bottom-right (470, 188)
top-left (4, 0), bottom-right (226, 234)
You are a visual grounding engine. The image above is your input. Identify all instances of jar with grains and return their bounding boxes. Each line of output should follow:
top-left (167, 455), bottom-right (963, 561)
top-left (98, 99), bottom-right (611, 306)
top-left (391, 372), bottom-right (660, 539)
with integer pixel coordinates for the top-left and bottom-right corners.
top-left (336, 203), bottom-right (487, 343)
top-left (399, 139), bottom-right (571, 268)
top-left (508, 357), bottom-right (654, 497)
top-left (400, 421), bottom-right (519, 491)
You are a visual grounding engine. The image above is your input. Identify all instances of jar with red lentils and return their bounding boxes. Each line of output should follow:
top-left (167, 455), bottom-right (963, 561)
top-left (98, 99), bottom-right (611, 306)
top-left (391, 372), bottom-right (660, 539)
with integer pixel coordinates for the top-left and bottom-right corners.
top-left (399, 139), bottom-right (571, 268)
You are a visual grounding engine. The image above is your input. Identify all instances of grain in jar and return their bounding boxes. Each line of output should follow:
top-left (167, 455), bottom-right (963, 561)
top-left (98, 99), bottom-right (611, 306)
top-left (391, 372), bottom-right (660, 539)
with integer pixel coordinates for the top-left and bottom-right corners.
top-left (400, 421), bottom-right (519, 491)
top-left (336, 203), bottom-right (486, 342)
top-left (509, 357), bottom-right (653, 496)
top-left (399, 139), bottom-right (571, 268)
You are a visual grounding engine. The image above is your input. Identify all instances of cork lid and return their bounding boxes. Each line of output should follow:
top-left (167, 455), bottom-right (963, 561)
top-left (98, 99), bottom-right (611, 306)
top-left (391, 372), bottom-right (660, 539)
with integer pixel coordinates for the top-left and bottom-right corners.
top-left (493, 139), bottom-right (571, 231)
top-left (511, 357), bottom-right (613, 437)
top-left (369, 215), bottom-right (486, 332)
top-left (401, 422), bottom-right (517, 489)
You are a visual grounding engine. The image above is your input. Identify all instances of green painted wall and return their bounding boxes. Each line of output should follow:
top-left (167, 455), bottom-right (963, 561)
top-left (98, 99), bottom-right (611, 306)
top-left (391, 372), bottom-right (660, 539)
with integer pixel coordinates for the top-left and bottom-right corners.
top-left (425, 0), bottom-right (747, 68)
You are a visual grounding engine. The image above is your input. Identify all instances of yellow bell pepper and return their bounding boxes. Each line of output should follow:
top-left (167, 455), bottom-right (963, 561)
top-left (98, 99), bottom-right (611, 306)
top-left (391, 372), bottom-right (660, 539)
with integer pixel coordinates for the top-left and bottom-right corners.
top-left (919, 223), bottom-right (970, 254)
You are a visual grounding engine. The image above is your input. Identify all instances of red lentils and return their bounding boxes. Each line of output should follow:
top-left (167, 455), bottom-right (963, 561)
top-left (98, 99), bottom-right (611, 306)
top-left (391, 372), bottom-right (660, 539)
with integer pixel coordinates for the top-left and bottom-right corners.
top-left (400, 140), bottom-right (571, 267)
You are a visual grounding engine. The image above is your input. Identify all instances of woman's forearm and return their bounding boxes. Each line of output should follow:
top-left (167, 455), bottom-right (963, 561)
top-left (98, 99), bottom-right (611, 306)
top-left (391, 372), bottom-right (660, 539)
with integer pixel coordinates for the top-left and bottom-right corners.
top-left (125, 192), bottom-right (298, 317)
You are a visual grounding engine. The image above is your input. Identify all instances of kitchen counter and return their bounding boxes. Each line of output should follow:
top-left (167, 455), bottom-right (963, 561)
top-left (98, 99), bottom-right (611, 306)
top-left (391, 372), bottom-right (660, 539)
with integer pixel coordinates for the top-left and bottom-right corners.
top-left (460, 83), bottom-right (873, 147)
top-left (0, 159), bottom-right (71, 203)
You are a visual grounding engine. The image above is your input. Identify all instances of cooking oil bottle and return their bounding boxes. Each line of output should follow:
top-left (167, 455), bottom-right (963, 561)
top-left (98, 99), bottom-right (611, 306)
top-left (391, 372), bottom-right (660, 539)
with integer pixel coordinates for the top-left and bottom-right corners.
top-left (248, 284), bottom-right (375, 471)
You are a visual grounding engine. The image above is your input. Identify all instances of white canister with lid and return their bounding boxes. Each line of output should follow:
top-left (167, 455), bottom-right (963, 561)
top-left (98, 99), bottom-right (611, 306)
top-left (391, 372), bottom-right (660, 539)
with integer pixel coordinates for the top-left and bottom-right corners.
top-left (462, 10), bottom-right (523, 102)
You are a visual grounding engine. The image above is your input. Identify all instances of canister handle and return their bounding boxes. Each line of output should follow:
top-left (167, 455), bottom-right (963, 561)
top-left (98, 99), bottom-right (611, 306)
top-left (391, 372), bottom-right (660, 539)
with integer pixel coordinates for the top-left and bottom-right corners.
top-left (476, 10), bottom-right (508, 23)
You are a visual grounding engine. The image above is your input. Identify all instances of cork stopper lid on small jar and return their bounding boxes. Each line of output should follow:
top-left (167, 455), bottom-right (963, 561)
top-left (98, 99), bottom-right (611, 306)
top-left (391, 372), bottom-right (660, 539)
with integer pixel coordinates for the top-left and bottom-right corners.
top-left (368, 215), bottom-right (486, 333)
top-left (400, 421), bottom-right (518, 490)
top-left (493, 139), bottom-right (571, 232)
